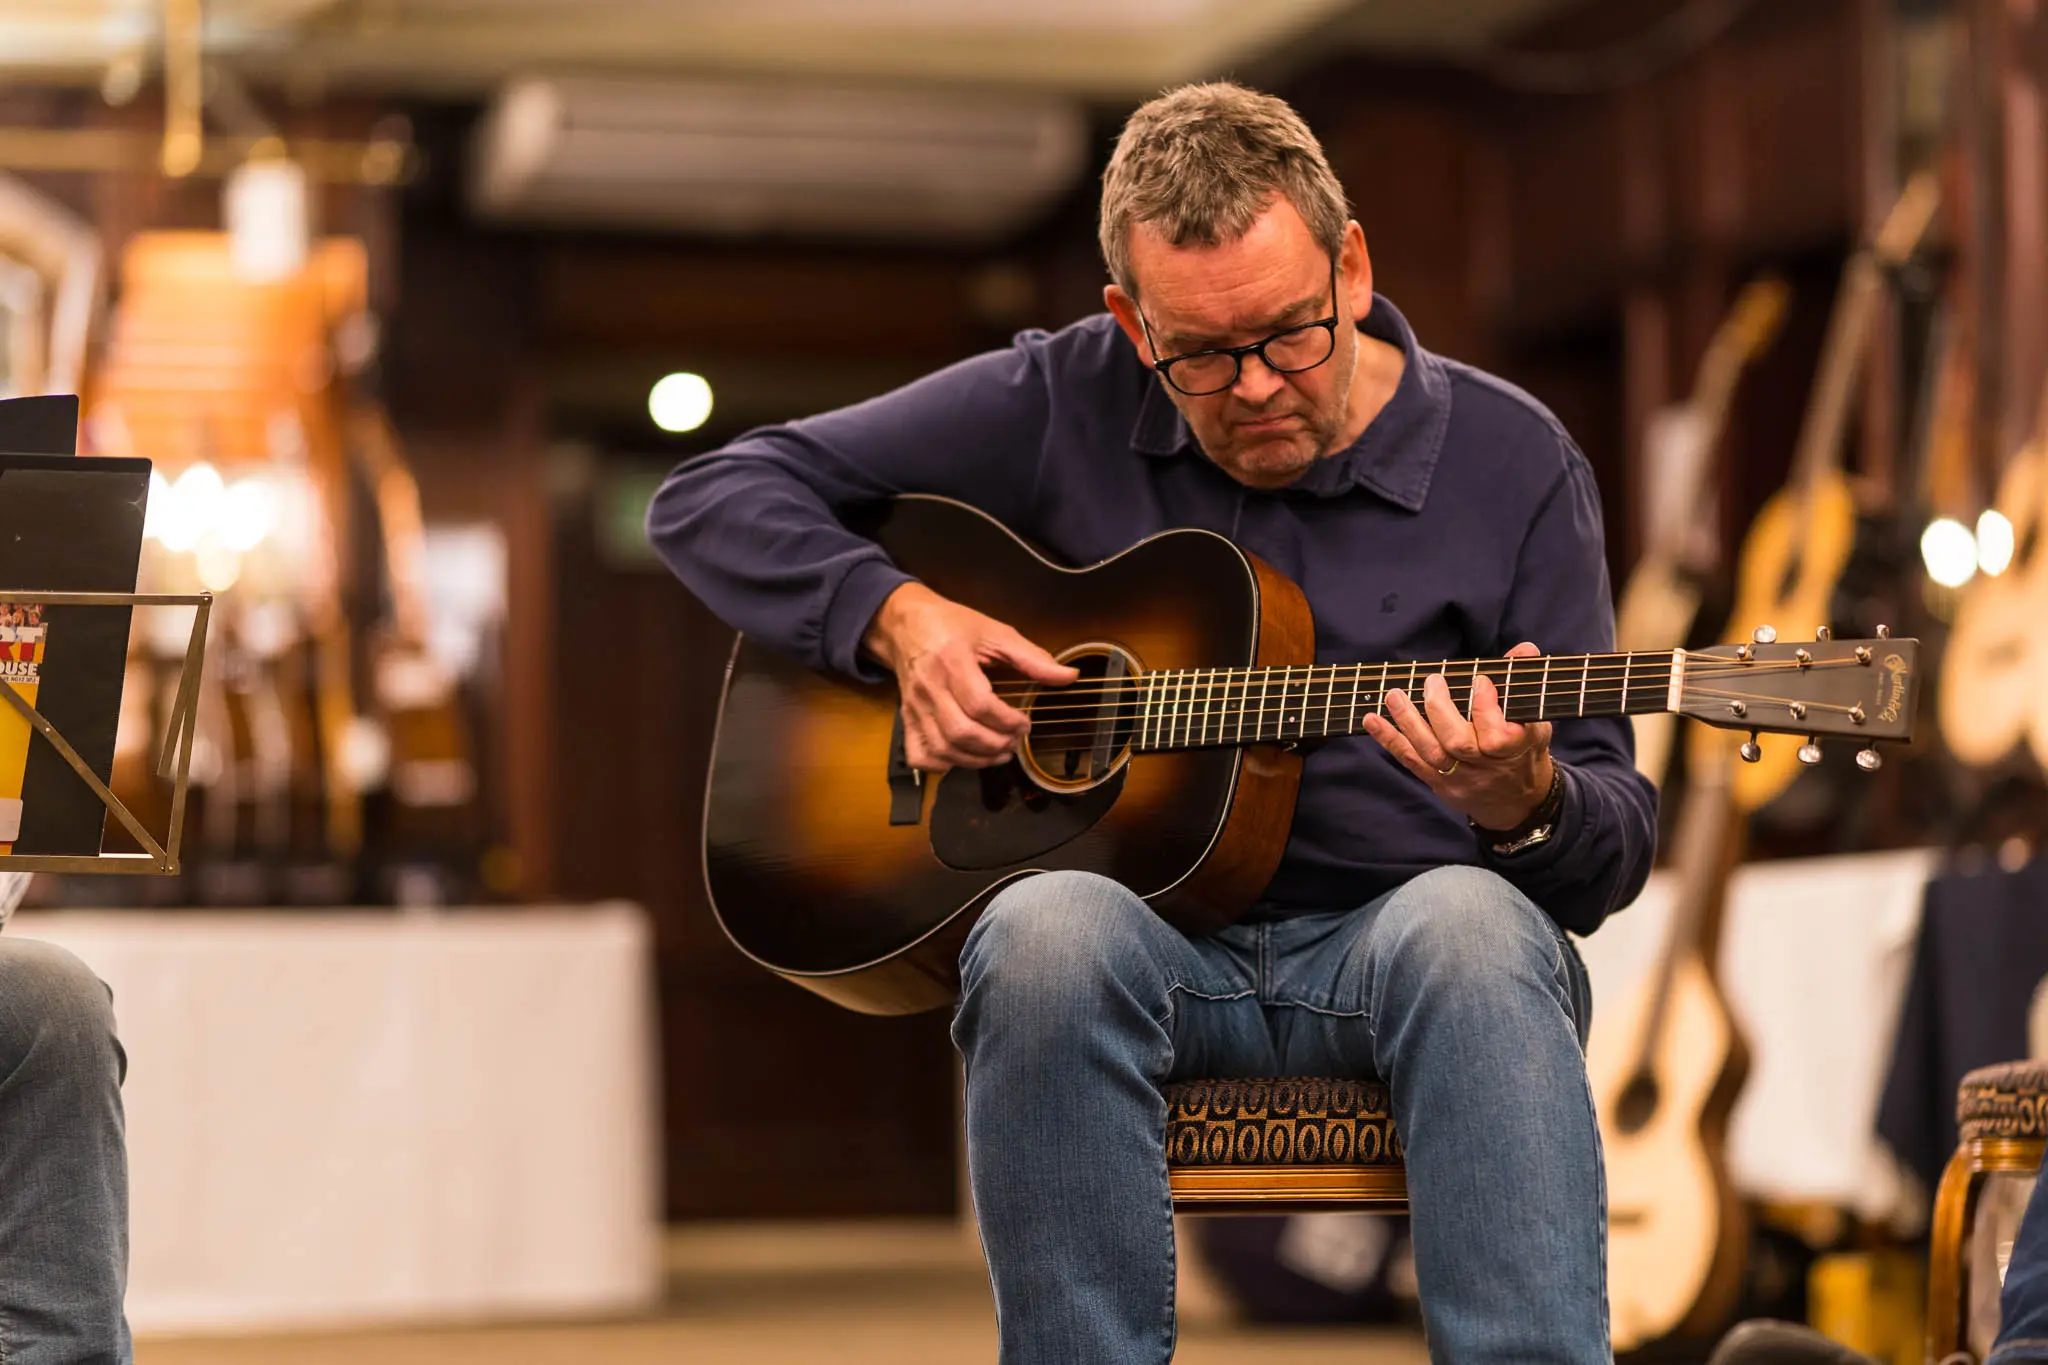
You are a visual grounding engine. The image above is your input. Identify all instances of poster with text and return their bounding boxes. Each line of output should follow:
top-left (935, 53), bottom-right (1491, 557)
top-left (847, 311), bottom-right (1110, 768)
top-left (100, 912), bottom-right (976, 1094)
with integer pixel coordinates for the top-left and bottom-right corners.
top-left (0, 603), bottom-right (47, 855)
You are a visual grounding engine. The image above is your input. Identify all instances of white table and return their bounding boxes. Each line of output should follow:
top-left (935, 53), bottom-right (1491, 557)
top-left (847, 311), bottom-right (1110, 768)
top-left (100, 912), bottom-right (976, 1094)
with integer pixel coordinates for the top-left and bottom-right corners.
top-left (1575, 848), bottom-right (1938, 1231)
top-left (8, 901), bottom-right (663, 1334)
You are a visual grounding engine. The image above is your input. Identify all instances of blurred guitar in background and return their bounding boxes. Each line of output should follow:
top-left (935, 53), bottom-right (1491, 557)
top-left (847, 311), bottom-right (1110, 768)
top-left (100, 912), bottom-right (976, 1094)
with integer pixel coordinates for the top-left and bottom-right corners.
top-left (1694, 172), bottom-right (1940, 811)
top-left (1617, 275), bottom-right (1789, 792)
top-left (1940, 376), bottom-right (2048, 771)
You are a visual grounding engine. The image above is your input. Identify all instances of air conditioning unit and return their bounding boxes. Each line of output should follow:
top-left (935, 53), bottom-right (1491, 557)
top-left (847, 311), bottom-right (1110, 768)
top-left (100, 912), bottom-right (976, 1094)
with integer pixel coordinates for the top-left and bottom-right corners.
top-left (468, 74), bottom-right (1091, 244)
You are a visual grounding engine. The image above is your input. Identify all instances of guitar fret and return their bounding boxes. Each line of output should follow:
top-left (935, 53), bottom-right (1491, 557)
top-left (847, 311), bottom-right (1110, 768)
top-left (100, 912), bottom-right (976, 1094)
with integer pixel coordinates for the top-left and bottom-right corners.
top-left (1620, 654), bottom-right (1631, 713)
top-left (1539, 656), bottom-right (1552, 725)
top-left (1577, 658), bottom-right (1588, 718)
top-left (1141, 673), bottom-right (1156, 750)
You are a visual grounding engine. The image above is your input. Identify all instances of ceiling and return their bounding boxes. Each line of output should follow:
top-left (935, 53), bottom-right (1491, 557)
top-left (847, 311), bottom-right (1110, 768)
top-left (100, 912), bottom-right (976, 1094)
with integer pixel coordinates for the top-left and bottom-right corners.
top-left (0, 0), bottom-right (1581, 99)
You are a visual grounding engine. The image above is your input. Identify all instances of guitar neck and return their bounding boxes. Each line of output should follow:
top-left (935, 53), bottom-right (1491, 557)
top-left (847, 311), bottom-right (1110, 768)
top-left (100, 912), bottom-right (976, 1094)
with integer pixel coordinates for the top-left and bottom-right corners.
top-left (1129, 651), bottom-right (1675, 753)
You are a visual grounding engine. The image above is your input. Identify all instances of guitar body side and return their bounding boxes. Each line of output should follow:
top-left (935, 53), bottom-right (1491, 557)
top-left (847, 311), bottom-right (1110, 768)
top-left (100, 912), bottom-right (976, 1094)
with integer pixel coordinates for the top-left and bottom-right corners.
top-left (701, 497), bottom-right (1311, 1016)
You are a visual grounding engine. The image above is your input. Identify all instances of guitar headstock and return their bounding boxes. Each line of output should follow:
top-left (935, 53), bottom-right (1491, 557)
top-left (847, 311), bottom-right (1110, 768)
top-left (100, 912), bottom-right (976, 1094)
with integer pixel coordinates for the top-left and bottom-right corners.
top-left (1674, 627), bottom-right (1920, 770)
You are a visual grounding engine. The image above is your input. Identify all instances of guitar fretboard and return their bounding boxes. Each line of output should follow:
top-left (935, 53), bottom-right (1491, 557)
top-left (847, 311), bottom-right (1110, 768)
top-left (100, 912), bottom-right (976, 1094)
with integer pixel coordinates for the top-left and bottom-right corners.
top-left (1130, 652), bottom-right (1675, 752)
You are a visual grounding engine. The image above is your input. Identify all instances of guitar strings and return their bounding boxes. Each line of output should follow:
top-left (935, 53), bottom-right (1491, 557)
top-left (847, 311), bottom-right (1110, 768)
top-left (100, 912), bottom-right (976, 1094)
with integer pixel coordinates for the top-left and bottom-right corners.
top-left (1012, 664), bottom-right (1879, 748)
top-left (981, 651), bottom-right (1869, 704)
top-left (992, 656), bottom-right (1870, 718)
top-left (1021, 683), bottom-right (1872, 748)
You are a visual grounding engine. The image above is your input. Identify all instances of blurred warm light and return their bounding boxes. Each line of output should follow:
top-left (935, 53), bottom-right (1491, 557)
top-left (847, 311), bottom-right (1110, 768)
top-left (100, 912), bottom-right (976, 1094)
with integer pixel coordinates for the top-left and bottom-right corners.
top-left (194, 541), bottom-right (244, 594)
top-left (1922, 516), bottom-right (1978, 589)
top-left (649, 372), bottom-right (713, 433)
top-left (337, 715), bottom-right (392, 792)
top-left (159, 462), bottom-right (225, 553)
top-left (221, 476), bottom-right (279, 552)
top-left (1977, 509), bottom-right (2015, 576)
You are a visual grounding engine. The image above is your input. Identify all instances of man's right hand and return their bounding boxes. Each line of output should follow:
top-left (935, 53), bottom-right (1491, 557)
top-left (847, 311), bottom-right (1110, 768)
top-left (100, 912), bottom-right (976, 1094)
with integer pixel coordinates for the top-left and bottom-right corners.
top-left (862, 582), bottom-right (1079, 773)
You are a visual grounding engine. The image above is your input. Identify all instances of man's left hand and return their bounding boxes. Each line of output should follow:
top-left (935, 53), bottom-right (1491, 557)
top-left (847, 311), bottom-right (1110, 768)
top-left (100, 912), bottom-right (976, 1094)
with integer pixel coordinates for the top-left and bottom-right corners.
top-left (1361, 640), bottom-right (1555, 831)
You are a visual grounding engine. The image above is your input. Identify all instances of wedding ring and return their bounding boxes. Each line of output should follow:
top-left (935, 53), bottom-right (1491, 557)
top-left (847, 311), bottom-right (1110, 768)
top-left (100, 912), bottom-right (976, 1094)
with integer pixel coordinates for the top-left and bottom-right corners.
top-left (1436, 760), bottom-right (1460, 776)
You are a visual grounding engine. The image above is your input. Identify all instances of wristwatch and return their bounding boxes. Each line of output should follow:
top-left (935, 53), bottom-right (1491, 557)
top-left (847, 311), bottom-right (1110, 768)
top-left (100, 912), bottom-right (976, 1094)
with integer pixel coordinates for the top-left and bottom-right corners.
top-left (1472, 762), bottom-right (1565, 857)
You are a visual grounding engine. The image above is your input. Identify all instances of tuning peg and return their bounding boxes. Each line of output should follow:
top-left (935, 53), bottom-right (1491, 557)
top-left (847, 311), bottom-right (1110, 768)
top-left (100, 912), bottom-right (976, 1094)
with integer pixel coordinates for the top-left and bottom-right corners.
top-left (1798, 739), bottom-right (1823, 765)
top-left (1816, 625), bottom-right (1832, 640)
top-left (1740, 733), bottom-right (1762, 763)
top-left (1855, 745), bottom-right (1883, 772)
top-left (1752, 624), bottom-right (1778, 644)
top-left (1875, 624), bottom-right (1891, 639)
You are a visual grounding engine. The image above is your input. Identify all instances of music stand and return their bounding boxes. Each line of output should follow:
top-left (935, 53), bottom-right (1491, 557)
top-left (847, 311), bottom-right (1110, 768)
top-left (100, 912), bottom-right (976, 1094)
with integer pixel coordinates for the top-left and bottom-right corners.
top-left (0, 589), bottom-right (209, 875)
top-left (0, 395), bottom-right (210, 876)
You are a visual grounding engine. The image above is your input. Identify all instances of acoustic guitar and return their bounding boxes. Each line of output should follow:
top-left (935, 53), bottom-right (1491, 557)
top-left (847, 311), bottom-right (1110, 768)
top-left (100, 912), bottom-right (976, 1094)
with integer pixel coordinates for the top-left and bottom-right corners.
top-left (1706, 172), bottom-right (1940, 810)
top-left (1940, 380), bottom-right (2048, 769)
top-left (702, 496), bottom-right (1922, 1016)
top-left (1618, 275), bottom-right (1789, 791)
top-left (1591, 730), bottom-right (1751, 1351)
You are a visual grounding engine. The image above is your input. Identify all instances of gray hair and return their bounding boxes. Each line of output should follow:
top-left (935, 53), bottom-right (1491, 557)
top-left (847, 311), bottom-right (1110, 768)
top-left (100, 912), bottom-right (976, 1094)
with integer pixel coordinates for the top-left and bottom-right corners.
top-left (1098, 82), bottom-right (1350, 296)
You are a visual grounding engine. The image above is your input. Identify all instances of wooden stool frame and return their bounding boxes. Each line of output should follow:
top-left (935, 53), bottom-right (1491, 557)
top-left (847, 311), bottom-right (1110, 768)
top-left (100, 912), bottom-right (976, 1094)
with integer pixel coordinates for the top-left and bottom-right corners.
top-left (1169, 1163), bottom-right (1409, 1215)
top-left (1927, 1135), bottom-right (2047, 1358)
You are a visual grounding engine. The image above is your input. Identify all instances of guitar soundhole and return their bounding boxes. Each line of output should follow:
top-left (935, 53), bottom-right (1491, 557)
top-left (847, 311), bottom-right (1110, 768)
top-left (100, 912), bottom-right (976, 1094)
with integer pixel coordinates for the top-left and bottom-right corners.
top-left (1018, 643), bottom-right (1144, 794)
top-left (1614, 1073), bottom-right (1661, 1136)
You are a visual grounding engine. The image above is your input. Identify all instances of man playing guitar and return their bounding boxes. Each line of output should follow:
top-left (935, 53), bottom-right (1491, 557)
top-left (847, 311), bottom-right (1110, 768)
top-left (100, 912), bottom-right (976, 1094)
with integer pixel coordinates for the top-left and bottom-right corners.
top-left (650, 82), bottom-right (1657, 1363)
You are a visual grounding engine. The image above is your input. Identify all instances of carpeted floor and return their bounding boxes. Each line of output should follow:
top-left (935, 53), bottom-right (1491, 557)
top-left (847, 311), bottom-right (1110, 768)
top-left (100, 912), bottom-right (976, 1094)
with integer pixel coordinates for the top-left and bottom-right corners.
top-left (135, 1220), bottom-right (1431, 1364)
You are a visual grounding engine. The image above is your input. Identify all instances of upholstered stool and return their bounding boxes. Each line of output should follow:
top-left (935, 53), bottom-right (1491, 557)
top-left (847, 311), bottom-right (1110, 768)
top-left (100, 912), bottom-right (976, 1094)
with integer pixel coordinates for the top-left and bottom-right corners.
top-left (1164, 1076), bottom-right (1409, 1213)
top-left (1926, 1059), bottom-right (2048, 1357)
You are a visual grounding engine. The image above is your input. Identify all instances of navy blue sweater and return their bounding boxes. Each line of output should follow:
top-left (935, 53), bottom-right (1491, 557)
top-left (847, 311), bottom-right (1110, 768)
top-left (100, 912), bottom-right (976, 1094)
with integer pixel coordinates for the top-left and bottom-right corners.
top-left (648, 293), bottom-right (1656, 935)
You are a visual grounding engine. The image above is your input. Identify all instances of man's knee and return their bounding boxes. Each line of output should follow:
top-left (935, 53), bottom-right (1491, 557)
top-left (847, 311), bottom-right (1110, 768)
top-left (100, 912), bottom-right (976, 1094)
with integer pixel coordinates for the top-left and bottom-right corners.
top-left (0, 938), bottom-right (121, 1080)
top-left (1375, 865), bottom-right (1562, 987)
top-left (961, 869), bottom-right (1159, 995)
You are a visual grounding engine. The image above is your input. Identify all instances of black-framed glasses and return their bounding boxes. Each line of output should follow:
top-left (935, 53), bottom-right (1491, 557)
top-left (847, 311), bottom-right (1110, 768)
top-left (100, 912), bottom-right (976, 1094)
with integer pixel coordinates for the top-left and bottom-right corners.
top-left (1137, 255), bottom-right (1341, 397)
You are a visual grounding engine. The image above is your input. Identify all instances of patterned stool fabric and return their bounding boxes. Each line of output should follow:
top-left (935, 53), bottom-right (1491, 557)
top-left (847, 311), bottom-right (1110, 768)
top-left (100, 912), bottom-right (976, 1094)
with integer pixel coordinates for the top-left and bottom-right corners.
top-left (1956, 1060), bottom-right (2048, 1144)
top-left (1165, 1077), bottom-right (1402, 1167)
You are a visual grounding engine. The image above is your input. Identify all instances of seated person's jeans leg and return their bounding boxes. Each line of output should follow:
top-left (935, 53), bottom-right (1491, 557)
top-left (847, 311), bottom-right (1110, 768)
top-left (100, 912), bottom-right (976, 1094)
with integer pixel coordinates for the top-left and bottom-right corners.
top-left (0, 937), bottom-right (131, 1365)
top-left (953, 870), bottom-right (1271, 1365)
top-left (953, 865), bottom-right (1605, 1365)
top-left (1991, 1169), bottom-right (2048, 1364)
top-left (1263, 865), bottom-right (1606, 1365)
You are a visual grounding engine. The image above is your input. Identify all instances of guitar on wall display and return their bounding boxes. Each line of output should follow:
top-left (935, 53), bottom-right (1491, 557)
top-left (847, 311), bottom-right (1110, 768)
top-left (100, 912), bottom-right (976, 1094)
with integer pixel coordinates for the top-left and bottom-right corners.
top-left (1702, 171), bottom-right (1940, 810)
top-left (701, 496), bottom-right (1923, 1017)
top-left (1590, 726), bottom-right (1752, 1351)
top-left (1940, 376), bottom-right (2048, 771)
top-left (1617, 274), bottom-right (1789, 791)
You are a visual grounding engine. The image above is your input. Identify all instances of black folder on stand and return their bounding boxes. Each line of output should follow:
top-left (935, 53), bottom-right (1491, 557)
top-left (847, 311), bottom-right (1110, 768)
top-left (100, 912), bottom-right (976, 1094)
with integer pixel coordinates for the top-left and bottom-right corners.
top-left (0, 395), bottom-right (151, 857)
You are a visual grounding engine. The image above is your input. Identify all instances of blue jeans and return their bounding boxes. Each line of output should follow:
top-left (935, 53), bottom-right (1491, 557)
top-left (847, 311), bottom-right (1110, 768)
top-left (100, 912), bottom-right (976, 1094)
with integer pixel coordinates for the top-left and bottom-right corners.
top-left (1992, 1171), bottom-right (2048, 1364)
top-left (953, 865), bottom-right (1605, 1364)
top-left (0, 938), bottom-right (131, 1364)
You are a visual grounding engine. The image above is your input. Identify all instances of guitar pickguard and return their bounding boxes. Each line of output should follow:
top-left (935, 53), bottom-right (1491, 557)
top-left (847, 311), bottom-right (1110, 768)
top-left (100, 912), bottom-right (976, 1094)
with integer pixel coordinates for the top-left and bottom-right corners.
top-left (928, 760), bottom-right (1125, 871)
